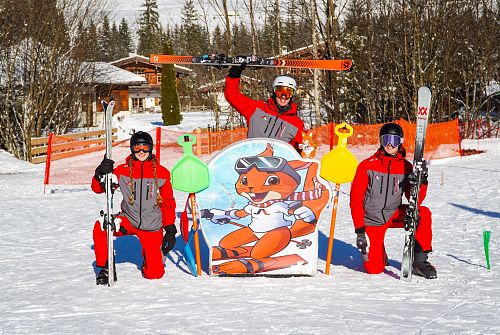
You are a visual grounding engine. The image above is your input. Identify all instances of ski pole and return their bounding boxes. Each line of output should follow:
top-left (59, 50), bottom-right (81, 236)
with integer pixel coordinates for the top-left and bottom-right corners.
top-left (325, 183), bottom-right (340, 275)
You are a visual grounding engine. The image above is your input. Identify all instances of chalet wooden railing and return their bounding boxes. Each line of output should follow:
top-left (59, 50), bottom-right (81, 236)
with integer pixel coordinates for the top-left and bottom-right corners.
top-left (31, 128), bottom-right (117, 164)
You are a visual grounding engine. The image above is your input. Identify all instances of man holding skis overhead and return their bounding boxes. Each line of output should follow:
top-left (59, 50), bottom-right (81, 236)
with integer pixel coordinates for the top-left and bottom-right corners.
top-left (92, 131), bottom-right (177, 285)
top-left (349, 123), bottom-right (437, 279)
top-left (224, 63), bottom-right (304, 152)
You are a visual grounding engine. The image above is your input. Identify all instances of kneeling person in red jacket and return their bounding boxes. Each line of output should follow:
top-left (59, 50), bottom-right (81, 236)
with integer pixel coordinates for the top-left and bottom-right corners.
top-left (349, 123), bottom-right (436, 279)
top-left (92, 131), bottom-right (177, 285)
top-left (224, 63), bottom-right (304, 152)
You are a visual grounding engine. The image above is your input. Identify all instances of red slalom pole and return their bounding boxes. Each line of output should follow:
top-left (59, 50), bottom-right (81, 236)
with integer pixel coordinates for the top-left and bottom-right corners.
top-left (155, 127), bottom-right (161, 161)
top-left (43, 132), bottom-right (54, 194)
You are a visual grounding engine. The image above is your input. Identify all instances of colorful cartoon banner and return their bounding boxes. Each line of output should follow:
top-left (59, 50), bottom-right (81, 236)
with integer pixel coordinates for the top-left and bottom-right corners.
top-left (197, 139), bottom-right (331, 275)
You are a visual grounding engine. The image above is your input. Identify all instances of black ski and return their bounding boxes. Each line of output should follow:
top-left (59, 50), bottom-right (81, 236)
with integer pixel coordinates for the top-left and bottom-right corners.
top-left (401, 86), bottom-right (431, 281)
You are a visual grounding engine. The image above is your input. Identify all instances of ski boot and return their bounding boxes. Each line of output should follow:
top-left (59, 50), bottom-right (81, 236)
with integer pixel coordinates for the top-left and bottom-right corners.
top-left (96, 268), bottom-right (109, 285)
top-left (96, 263), bottom-right (117, 285)
top-left (412, 252), bottom-right (437, 279)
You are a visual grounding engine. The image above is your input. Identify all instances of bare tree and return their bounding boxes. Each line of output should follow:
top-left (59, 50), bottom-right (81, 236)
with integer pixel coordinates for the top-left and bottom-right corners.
top-left (0, 0), bottom-right (108, 160)
top-left (242, 0), bottom-right (261, 55)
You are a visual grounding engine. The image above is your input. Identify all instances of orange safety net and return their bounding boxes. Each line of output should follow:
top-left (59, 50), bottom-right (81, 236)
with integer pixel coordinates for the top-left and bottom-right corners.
top-left (398, 119), bottom-right (462, 160)
top-left (46, 119), bottom-right (462, 186)
top-left (310, 119), bottom-right (461, 161)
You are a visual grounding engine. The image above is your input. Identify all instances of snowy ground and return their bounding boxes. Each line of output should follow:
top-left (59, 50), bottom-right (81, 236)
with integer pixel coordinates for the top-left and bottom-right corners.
top-left (0, 113), bottom-right (499, 334)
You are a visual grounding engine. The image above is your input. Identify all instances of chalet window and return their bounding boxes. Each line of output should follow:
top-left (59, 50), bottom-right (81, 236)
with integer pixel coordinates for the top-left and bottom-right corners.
top-left (135, 69), bottom-right (145, 78)
top-left (132, 98), bottom-right (144, 108)
top-left (157, 74), bottom-right (162, 83)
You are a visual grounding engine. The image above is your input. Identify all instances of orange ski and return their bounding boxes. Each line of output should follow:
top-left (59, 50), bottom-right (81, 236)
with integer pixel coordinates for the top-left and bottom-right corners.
top-left (150, 54), bottom-right (353, 71)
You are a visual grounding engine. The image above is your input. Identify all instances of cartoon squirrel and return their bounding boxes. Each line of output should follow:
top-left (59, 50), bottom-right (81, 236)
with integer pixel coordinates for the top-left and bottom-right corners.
top-left (202, 143), bottom-right (329, 274)
top-left (298, 130), bottom-right (316, 159)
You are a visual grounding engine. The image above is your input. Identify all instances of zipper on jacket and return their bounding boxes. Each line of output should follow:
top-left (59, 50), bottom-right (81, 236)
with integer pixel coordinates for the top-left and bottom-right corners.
top-left (381, 161), bottom-right (392, 222)
top-left (137, 162), bottom-right (144, 230)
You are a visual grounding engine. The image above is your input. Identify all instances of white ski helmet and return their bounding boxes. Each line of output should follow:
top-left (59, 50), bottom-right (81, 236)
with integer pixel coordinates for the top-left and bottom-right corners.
top-left (272, 75), bottom-right (297, 91)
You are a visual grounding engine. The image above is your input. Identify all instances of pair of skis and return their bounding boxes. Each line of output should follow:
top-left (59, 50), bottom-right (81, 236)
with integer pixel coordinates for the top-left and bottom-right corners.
top-left (400, 86), bottom-right (432, 281)
top-left (150, 54), bottom-right (353, 72)
top-left (100, 99), bottom-right (117, 286)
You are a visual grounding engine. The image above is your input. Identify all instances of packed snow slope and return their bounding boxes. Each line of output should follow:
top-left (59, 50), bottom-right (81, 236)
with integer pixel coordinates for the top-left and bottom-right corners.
top-left (0, 113), bottom-right (498, 334)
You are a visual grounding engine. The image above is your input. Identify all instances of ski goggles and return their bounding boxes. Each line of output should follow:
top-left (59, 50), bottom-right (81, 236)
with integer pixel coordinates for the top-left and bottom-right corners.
top-left (380, 134), bottom-right (404, 147)
top-left (274, 86), bottom-right (294, 99)
top-left (131, 143), bottom-right (153, 153)
top-left (235, 156), bottom-right (301, 184)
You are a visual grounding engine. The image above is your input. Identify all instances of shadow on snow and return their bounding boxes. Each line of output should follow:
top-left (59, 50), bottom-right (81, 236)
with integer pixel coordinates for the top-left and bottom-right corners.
top-left (91, 230), bottom-right (405, 276)
top-left (450, 203), bottom-right (500, 219)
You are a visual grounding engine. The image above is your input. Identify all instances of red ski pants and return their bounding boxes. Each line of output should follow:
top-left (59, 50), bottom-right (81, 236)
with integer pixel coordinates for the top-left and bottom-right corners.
top-left (363, 205), bottom-right (432, 274)
top-left (93, 216), bottom-right (165, 279)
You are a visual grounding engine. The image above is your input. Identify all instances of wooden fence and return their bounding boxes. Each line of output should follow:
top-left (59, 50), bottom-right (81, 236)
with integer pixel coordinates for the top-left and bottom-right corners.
top-left (31, 128), bottom-right (117, 164)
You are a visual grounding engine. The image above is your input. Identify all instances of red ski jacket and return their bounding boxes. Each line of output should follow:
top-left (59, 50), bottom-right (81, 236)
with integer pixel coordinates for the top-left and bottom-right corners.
top-left (350, 147), bottom-right (428, 231)
top-left (224, 76), bottom-right (304, 149)
top-left (92, 155), bottom-right (176, 232)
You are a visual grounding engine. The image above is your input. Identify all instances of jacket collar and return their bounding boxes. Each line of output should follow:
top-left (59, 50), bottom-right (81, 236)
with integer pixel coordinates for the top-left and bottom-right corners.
top-left (375, 146), bottom-right (407, 165)
top-left (266, 97), bottom-right (298, 116)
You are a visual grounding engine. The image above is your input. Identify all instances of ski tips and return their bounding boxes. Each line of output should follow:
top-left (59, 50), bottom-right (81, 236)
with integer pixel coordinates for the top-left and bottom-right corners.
top-left (418, 85), bottom-right (432, 95)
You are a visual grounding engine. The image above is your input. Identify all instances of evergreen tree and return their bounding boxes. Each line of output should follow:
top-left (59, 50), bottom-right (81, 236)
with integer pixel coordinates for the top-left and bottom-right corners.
top-left (161, 41), bottom-right (182, 125)
top-left (97, 15), bottom-right (113, 61)
top-left (232, 23), bottom-right (252, 55)
top-left (212, 25), bottom-right (225, 53)
top-left (178, 0), bottom-right (209, 55)
top-left (118, 18), bottom-right (133, 58)
top-left (111, 21), bottom-right (120, 59)
top-left (136, 0), bottom-right (163, 56)
top-left (87, 22), bottom-right (99, 60)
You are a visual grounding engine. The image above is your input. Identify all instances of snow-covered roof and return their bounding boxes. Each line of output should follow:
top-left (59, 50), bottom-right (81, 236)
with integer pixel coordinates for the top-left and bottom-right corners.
top-left (80, 62), bottom-right (147, 85)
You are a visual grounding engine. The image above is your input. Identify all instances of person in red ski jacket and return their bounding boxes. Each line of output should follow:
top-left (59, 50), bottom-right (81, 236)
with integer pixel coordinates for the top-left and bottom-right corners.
top-left (224, 64), bottom-right (304, 151)
top-left (91, 131), bottom-right (177, 285)
top-left (350, 123), bottom-right (437, 279)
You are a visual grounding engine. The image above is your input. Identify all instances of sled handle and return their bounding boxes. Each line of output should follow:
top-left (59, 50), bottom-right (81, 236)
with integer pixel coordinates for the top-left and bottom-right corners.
top-left (334, 123), bottom-right (353, 148)
top-left (177, 134), bottom-right (196, 155)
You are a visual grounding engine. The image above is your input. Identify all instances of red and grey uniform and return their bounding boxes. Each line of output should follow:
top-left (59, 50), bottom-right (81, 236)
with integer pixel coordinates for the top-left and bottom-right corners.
top-left (224, 76), bottom-right (304, 149)
top-left (350, 147), bottom-right (432, 274)
top-left (91, 156), bottom-right (176, 279)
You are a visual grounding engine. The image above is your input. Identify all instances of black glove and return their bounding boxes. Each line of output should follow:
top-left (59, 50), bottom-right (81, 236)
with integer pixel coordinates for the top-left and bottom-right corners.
top-left (162, 225), bottom-right (177, 255)
top-left (228, 62), bottom-right (246, 78)
top-left (356, 233), bottom-right (368, 251)
top-left (95, 157), bottom-right (114, 180)
top-left (409, 160), bottom-right (428, 186)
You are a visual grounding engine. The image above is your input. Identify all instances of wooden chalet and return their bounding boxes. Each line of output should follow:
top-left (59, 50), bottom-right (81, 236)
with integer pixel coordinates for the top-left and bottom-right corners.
top-left (80, 61), bottom-right (147, 127)
top-left (110, 54), bottom-right (193, 113)
top-left (79, 55), bottom-right (193, 127)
